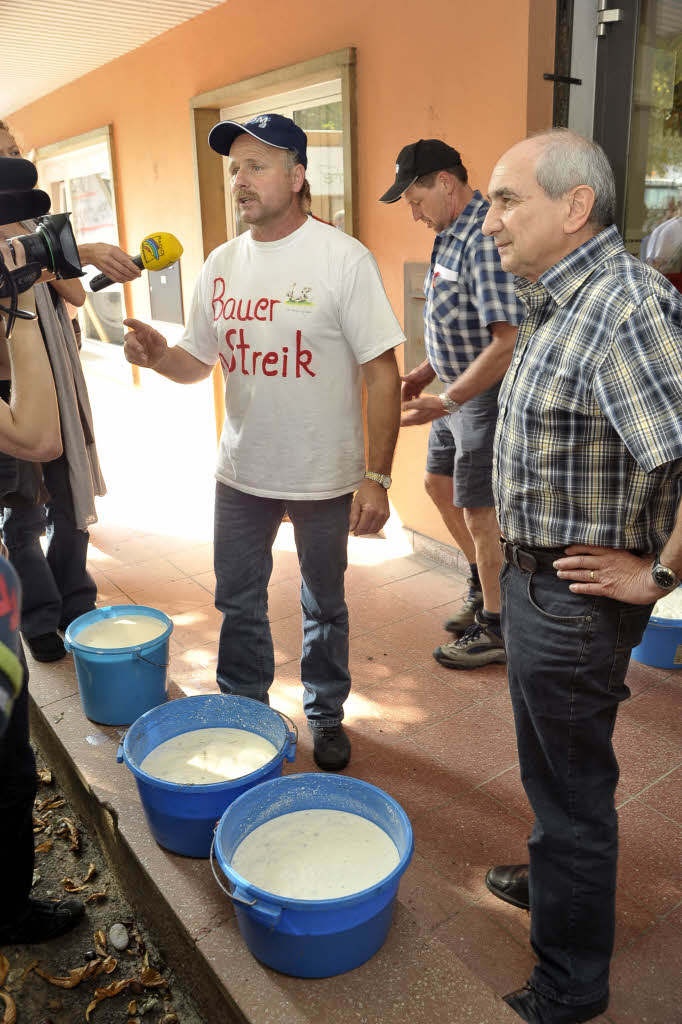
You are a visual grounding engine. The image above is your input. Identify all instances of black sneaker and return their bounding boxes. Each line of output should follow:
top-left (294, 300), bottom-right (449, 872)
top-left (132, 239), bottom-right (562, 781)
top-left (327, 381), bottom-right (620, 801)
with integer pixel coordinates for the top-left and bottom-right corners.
top-left (310, 724), bottom-right (351, 771)
top-left (24, 632), bottom-right (66, 663)
top-left (0, 897), bottom-right (85, 945)
top-left (443, 577), bottom-right (484, 634)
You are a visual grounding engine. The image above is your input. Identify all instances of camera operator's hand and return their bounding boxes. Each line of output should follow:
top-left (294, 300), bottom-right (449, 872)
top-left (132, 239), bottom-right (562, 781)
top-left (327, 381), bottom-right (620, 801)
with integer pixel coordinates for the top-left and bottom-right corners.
top-left (0, 238), bottom-right (61, 461)
top-left (79, 243), bottom-right (142, 284)
top-left (0, 237), bottom-right (35, 318)
top-left (123, 318), bottom-right (169, 369)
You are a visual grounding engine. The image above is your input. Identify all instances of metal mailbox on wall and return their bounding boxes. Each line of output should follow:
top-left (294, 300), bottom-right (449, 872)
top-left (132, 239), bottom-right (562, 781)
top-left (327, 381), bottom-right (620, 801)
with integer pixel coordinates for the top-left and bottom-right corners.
top-left (149, 261), bottom-right (184, 326)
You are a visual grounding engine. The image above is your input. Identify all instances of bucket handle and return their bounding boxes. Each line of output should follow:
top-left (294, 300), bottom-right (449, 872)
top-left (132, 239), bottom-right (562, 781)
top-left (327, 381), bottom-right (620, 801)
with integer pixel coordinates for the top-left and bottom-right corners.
top-left (209, 833), bottom-right (282, 925)
top-left (135, 650), bottom-right (170, 669)
top-left (116, 731), bottom-right (127, 764)
top-left (276, 708), bottom-right (298, 762)
top-left (209, 833), bottom-right (256, 906)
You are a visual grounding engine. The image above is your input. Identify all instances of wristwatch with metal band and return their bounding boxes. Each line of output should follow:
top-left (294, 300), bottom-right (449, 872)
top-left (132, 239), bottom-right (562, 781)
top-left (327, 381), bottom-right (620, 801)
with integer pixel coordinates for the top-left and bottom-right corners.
top-left (364, 471), bottom-right (392, 489)
top-left (439, 391), bottom-right (460, 414)
top-left (651, 559), bottom-right (681, 591)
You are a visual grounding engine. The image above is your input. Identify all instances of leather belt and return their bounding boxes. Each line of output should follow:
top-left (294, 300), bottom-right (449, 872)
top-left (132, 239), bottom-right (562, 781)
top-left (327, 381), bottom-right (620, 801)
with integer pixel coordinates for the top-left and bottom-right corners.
top-left (500, 538), bottom-right (565, 573)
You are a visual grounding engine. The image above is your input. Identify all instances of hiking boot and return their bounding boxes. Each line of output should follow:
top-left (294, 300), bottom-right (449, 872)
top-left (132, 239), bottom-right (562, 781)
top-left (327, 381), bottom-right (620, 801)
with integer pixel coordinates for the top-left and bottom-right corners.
top-left (310, 724), bottom-right (351, 771)
top-left (0, 897), bottom-right (85, 945)
top-left (443, 577), bottom-right (483, 634)
top-left (24, 632), bottom-right (66, 663)
top-left (433, 613), bottom-right (506, 669)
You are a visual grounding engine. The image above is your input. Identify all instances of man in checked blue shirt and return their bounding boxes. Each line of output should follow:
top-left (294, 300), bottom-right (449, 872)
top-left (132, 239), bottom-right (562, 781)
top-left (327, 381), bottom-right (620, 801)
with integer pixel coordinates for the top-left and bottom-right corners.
top-left (480, 129), bottom-right (682, 1023)
top-left (380, 139), bottom-right (523, 668)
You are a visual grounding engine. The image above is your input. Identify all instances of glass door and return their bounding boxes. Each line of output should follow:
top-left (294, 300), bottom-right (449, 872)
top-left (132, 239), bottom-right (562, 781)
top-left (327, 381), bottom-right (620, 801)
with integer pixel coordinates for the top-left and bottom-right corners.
top-left (590, 0), bottom-right (681, 289)
top-left (624, 0), bottom-right (682, 289)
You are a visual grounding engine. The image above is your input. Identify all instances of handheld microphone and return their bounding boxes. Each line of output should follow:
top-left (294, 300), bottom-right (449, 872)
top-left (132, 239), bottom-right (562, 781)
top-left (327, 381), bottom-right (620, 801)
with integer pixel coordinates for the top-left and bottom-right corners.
top-left (88, 232), bottom-right (184, 291)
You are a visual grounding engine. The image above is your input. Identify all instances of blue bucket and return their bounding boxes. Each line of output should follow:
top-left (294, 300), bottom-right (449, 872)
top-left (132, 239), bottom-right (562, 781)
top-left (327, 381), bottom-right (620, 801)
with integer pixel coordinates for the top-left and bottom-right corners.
top-left (119, 694), bottom-right (297, 857)
top-left (631, 613), bottom-right (682, 669)
top-left (65, 605), bottom-right (173, 726)
top-left (212, 773), bottom-right (413, 977)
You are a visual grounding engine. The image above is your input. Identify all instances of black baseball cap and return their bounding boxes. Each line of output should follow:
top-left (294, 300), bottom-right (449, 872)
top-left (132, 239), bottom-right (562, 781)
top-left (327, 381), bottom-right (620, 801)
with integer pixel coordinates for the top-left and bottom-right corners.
top-left (379, 139), bottom-right (463, 203)
top-left (209, 113), bottom-right (308, 168)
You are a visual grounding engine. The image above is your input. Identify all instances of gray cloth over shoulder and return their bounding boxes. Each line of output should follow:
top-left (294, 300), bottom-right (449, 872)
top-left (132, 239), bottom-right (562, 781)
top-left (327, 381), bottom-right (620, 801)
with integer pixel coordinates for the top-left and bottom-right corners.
top-left (33, 280), bottom-right (106, 530)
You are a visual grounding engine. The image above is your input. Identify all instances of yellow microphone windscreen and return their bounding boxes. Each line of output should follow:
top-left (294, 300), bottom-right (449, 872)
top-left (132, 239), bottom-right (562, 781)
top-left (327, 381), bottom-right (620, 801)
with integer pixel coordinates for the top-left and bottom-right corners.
top-left (139, 232), bottom-right (183, 271)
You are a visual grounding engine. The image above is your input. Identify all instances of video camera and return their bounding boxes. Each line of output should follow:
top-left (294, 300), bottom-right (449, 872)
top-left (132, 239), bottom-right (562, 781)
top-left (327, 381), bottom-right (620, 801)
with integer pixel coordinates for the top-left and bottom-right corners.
top-left (0, 154), bottom-right (83, 337)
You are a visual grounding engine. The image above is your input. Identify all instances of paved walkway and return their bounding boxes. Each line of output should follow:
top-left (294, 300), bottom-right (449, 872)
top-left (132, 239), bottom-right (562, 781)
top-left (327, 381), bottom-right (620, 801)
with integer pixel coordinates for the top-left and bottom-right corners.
top-left (29, 346), bottom-right (682, 1022)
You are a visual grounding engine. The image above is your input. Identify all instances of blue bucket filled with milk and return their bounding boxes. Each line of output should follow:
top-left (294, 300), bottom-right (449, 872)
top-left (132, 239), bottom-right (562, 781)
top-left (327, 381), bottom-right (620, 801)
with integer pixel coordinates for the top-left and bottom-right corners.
top-left (119, 694), bottom-right (297, 857)
top-left (631, 585), bottom-right (682, 669)
top-left (212, 773), bottom-right (413, 977)
top-left (65, 605), bottom-right (173, 725)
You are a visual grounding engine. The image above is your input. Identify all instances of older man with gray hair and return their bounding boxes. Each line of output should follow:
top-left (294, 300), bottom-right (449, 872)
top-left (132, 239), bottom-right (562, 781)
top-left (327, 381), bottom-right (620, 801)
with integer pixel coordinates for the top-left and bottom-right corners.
top-left (480, 129), bottom-right (682, 1023)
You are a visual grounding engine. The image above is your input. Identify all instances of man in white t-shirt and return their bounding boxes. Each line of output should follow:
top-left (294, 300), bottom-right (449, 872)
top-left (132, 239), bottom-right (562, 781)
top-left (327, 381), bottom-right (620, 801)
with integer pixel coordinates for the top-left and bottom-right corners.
top-left (123, 114), bottom-right (403, 771)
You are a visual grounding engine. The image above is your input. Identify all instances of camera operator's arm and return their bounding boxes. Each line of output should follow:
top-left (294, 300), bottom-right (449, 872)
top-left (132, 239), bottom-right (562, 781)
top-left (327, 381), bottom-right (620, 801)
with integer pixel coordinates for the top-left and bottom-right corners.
top-left (49, 276), bottom-right (86, 307)
top-left (0, 239), bottom-right (61, 461)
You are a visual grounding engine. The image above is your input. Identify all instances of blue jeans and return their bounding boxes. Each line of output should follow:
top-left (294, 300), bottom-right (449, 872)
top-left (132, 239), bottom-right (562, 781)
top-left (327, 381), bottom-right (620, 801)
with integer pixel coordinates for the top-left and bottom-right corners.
top-left (214, 483), bottom-right (353, 727)
top-left (2, 456), bottom-right (97, 636)
top-left (500, 552), bottom-right (653, 1007)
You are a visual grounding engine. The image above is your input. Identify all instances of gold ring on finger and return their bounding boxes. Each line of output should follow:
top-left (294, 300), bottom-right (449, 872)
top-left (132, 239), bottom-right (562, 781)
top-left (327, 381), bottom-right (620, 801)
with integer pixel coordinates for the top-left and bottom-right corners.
top-left (590, 570), bottom-right (595, 581)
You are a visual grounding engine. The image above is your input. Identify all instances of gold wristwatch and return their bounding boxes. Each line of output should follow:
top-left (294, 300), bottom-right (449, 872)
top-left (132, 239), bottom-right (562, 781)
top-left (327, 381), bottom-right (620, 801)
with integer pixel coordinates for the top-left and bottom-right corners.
top-left (364, 471), bottom-right (392, 489)
top-left (439, 391), bottom-right (460, 414)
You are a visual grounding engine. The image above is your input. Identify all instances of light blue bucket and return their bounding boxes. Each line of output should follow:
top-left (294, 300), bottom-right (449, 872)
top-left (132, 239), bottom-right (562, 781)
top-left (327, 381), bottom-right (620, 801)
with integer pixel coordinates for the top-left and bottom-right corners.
top-left (211, 773), bottom-right (414, 977)
top-left (65, 605), bottom-right (172, 726)
top-left (119, 694), bottom-right (297, 857)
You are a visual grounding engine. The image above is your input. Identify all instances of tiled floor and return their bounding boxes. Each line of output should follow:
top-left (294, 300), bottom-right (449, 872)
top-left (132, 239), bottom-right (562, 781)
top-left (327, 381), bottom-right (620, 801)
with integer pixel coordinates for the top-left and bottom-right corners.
top-left (47, 348), bottom-right (682, 1021)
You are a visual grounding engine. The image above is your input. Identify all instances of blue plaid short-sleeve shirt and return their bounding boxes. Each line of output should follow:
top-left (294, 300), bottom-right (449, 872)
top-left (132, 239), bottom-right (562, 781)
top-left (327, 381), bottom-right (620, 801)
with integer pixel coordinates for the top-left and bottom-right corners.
top-left (424, 191), bottom-right (524, 383)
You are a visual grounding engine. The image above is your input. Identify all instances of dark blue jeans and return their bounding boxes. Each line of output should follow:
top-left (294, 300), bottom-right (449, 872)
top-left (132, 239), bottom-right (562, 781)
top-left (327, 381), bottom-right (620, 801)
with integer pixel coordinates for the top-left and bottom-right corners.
top-left (2, 456), bottom-right (97, 636)
top-left (0, 650), bottom-right (36, 927)
top-left (214, 483), bottom-right (353, 727)
top-left (500, 554), bottom-right (653, 1007)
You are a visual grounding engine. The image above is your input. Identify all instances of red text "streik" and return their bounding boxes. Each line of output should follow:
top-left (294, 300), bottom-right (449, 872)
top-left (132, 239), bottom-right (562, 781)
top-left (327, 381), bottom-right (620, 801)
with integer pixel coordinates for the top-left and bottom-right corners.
top-left (218, 329), bottom-right (315, 378)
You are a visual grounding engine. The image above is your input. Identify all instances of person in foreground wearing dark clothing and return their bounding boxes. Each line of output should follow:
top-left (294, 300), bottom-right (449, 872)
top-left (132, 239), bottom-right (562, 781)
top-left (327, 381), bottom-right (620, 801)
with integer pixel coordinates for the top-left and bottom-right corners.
top-left (0, 119), bottom-right (141, 665)
top-left (0, 237), bottom-right (85, 943)
top-left (480, 129), bottom-right (682, 1023)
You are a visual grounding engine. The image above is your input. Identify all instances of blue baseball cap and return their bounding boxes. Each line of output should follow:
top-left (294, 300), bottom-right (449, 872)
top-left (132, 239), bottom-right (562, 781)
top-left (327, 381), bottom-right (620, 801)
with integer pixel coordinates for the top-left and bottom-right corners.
top-left (209, 113), bottom-right (308, 168)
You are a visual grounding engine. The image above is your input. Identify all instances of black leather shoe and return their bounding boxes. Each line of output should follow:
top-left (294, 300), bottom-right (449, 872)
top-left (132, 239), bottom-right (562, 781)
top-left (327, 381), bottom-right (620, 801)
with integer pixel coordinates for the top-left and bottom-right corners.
top-left (486, 863), bottom-right (530, 910)
top-left (0, 897), bottom-right (85, 945)
top-left (503, 984), bottom-right (608, 1023)
top-left (311, 724), bottom-right (351, 771)
top-left (24, 631), bottom-right (66, 663)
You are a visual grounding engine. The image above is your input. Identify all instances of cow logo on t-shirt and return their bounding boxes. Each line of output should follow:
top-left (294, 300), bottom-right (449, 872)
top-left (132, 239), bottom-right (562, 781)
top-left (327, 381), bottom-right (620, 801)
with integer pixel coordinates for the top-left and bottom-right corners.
top-left (285, 283), bottom-right (313, 307)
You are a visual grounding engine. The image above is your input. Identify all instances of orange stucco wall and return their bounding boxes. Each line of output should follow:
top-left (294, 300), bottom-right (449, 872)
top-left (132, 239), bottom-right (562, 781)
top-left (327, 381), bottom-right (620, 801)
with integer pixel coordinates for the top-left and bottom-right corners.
top-left (9, 0), bottom-right (555, 549)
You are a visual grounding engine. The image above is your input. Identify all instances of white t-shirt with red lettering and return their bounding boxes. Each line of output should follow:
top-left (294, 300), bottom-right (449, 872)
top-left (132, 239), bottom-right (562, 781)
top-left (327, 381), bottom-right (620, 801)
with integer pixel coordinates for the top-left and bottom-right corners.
top-left (179, 216), bottom-right (405, 500)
